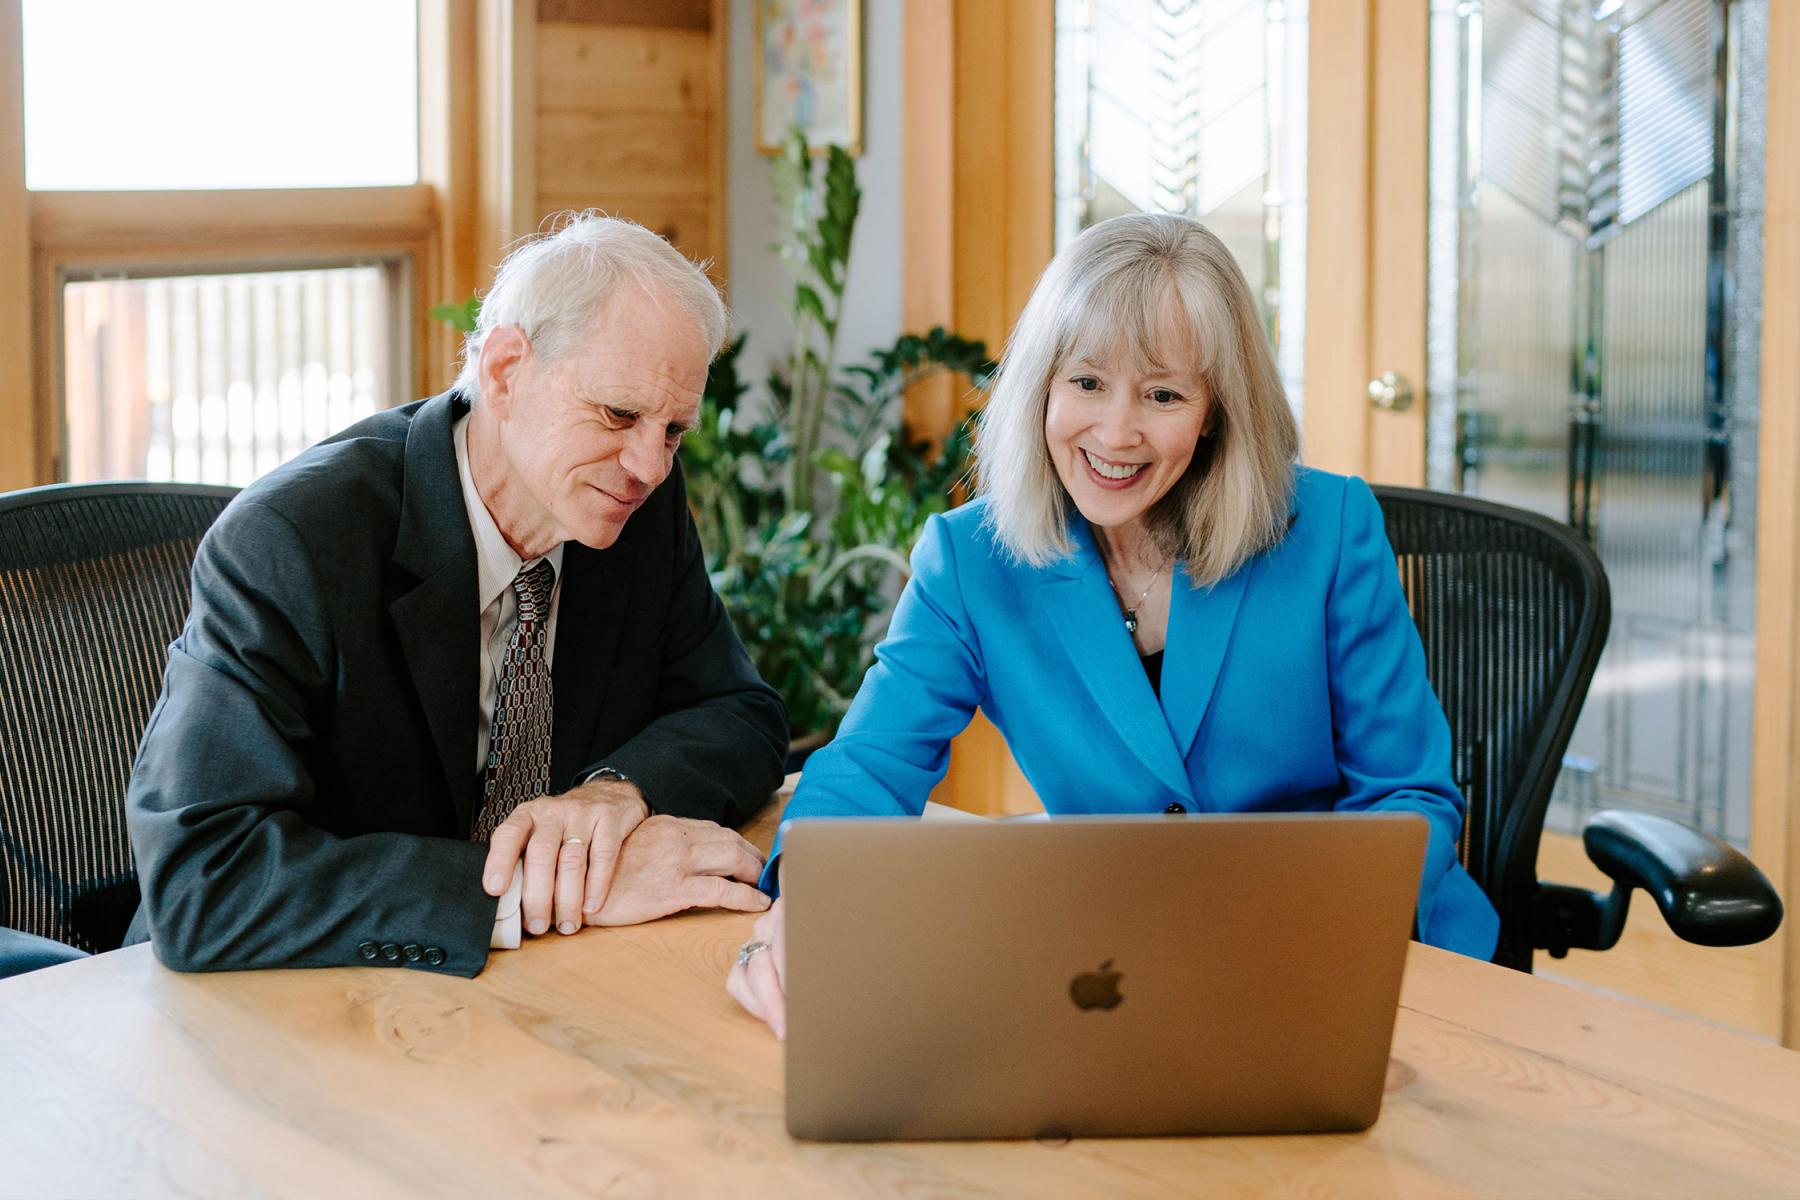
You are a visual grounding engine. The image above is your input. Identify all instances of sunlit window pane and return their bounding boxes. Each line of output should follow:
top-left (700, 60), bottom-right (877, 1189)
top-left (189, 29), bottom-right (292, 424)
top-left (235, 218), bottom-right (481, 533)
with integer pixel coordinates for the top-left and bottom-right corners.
top-left (63, 266), bottom-right (405, 486)
top-left (23, 0), bottom-right (418, 191)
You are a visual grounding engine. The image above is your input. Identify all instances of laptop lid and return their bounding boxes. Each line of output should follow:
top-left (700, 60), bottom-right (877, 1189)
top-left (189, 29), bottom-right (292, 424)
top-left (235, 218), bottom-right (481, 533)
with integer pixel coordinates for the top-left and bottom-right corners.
top-left (781, 812), bottom-right (1427, 1141)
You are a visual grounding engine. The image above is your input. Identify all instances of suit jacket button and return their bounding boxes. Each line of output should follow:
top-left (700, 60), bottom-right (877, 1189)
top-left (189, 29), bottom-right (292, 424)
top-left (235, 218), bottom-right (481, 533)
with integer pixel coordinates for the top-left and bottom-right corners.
top-left (424, 947), bottom-right (446, 966)
top-left (402, 943), bottom-right (423, 963)
top-left (1163, 802), bottom-right (1187, 814)
top-left (381, 943), bottom-right (401, 962)
top-left (357, 941), bottom-right (379, 960)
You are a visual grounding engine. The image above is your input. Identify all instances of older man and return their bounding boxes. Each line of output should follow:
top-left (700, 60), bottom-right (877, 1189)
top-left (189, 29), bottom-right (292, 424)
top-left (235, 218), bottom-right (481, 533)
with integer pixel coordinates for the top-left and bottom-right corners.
top-left (125, 215), bottom-right (787, 975)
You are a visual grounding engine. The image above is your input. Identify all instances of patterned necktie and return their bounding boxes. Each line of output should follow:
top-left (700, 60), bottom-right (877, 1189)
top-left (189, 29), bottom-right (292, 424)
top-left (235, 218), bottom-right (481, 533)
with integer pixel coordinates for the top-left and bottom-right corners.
top-left (471, 559), bottom-right (556, 841)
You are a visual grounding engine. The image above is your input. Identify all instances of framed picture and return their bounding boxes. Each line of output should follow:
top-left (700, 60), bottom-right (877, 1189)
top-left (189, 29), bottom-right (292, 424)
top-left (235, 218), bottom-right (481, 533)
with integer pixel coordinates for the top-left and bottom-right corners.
top-left (755, 0), bottom-right (863, 156)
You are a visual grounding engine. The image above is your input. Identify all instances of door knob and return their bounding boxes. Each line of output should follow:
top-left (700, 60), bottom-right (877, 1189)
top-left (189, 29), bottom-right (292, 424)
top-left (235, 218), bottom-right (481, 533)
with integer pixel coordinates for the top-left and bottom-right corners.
top-left (1367, 372), bottom-right (1415, 412)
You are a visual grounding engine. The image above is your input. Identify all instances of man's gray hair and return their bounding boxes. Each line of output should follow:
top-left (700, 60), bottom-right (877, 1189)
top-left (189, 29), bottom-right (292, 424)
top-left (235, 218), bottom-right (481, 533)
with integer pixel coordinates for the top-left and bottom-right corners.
top-left (453, 212), bottom-right (731, 399)
top-left (975, 212), bottom-right (1300, 587)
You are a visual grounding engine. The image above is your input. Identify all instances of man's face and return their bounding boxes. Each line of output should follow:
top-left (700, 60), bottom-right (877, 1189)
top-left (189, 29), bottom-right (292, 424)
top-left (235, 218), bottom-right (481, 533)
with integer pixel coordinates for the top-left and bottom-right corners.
top-left (488, 290), bottom-right (709, 550)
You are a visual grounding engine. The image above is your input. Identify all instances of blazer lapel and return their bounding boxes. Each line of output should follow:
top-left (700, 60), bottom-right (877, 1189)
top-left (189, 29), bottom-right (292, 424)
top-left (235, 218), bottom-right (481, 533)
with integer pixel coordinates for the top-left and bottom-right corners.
top-left (549, 538), bottom-right (638, 789)
top-left (1161, 555), bottom-right (1255, 763)
top-left (1043, 521), bottom-right (1192, 799)
top-left (388, 392), bottom-right (481, 833)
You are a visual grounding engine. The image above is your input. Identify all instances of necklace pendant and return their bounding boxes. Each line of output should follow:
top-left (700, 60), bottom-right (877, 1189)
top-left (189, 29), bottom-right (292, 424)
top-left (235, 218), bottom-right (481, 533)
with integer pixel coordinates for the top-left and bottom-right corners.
top-left (1124, 610), bottom-right (1139, 635)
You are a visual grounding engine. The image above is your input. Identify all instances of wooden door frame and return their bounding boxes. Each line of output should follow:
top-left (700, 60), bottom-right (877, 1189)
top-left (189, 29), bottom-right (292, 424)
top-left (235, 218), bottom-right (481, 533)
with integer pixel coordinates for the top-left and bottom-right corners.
top-left (1757, 0), bottom-right (1800, 1047)
top-left (902, 0), bottom-right (1052, 816)
top-left (0, 0), bottom-right (32, 492)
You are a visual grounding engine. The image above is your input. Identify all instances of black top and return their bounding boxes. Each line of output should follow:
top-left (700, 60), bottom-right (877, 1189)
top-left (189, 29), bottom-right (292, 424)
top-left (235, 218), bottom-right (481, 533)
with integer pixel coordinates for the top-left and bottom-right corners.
top-left (1141, 649), bottom-right (1165, 697)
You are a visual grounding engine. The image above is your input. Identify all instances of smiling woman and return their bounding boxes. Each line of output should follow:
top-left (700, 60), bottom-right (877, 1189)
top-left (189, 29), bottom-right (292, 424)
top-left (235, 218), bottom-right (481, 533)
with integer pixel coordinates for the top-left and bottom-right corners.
top-left (729, 212), bottom-right (1503, 1039)
top-left (979, 213), bottom-right (1297, 592)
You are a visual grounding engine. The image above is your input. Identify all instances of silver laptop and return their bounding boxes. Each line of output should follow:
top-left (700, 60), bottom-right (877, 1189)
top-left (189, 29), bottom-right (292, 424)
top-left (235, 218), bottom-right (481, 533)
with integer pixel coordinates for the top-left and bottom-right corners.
top-left (781, 812), bottom-right (1427, 1141)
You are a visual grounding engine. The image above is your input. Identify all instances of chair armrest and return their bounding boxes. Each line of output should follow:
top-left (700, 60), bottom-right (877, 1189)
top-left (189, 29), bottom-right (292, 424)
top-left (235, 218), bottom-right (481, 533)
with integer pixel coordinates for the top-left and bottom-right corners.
top-left (1583, 810), bottom-right (1784, 947)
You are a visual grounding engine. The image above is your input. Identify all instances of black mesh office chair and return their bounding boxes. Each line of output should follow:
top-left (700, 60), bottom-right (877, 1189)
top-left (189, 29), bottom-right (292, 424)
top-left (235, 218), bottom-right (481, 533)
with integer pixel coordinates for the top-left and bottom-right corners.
top-left (0, 482), bottom-right (237, 976)
top-left (1373, 485), bottom-right (1783, 971)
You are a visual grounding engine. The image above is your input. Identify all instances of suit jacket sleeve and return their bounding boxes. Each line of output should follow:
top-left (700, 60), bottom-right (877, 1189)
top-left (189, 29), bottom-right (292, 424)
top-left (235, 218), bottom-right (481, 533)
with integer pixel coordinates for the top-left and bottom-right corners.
top-left (578, 464), bottom-right (789, 827)
top-left (758, 512), bottom-right (986, 893)
top-left (126, 499), bottom-right (498, 976)
top-left (1324, 476), bottom-right (1469, 938)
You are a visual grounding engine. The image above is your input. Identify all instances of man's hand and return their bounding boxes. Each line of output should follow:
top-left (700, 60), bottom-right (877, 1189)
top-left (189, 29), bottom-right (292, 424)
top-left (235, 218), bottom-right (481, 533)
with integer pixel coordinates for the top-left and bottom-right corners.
top-left (481, 779), bottom-right (650, 936)
top-left (725, 896), bottom-right (787, 1039)
top-left (587, 816), bottom-right (770, 927)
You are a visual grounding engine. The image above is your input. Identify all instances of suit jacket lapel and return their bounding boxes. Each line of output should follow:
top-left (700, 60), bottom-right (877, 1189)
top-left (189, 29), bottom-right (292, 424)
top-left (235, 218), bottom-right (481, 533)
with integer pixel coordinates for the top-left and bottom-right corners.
top-left (549, 538), bottom-right (637, 789)
top-left (1043, 521), bottom-right (1192, 799)
top-left (388, 392), bottom-right (481, 833)
top-left (1161, 556), bottom-right (1254, 763)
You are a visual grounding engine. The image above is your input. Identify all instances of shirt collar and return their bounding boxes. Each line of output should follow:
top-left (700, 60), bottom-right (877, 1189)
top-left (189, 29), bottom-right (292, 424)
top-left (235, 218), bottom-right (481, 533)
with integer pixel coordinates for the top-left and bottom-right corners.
top-left (453, 413), bottom-right (566, 611)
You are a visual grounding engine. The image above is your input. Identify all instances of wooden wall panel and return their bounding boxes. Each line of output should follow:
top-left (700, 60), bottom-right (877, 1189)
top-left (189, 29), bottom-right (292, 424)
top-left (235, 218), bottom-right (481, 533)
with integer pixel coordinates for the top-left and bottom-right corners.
top-left (538, 23), bottom-right (712, 114)
top-left (539, 0), bottom-right (708, 30)
top-left (536, 190), bottom-right (718, 272)
top-left (532, 18), bottom-right (721, 273)
top-left (536, 111), bottom-right (713, 196)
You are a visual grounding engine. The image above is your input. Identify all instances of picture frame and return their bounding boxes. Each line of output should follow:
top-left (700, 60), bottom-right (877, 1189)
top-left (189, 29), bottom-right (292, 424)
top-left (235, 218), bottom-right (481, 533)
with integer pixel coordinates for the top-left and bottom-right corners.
top-left (754, 0), bottom-right (863, 156)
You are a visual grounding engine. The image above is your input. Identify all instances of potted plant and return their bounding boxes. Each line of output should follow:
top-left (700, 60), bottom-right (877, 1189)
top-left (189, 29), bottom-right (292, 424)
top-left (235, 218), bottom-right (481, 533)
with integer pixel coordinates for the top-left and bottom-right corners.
top-left (682, 132), bottom-right (992, 760)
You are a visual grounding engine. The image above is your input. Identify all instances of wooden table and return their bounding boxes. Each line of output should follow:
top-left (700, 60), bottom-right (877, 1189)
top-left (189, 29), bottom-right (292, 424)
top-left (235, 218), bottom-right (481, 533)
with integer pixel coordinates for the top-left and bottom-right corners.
top-left (4, 805), bottom-right (1799, 1199)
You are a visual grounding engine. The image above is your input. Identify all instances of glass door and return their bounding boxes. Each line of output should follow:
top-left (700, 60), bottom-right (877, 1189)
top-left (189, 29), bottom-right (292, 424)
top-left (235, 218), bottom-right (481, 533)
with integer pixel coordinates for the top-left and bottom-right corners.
top-left (1424, 0), bottom-right (1764, 851)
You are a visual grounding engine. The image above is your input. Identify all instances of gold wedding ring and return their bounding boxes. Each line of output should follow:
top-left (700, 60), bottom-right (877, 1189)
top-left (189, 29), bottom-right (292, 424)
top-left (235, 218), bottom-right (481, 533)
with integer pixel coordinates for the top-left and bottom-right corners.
top-left (563, 836), bottom-right (586, 848)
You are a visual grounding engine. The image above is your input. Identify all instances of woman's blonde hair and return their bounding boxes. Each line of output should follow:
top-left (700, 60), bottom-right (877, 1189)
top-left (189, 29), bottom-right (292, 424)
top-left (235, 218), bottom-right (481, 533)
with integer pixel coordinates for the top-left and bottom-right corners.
top-left (974, 212), bottom-right (1299, 586)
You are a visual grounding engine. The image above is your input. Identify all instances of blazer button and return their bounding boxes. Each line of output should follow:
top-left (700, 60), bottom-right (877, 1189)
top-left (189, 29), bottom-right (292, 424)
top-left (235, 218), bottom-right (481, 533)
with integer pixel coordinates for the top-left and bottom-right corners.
top-left (402, 944), bottom-right (423, 963)
top-left (424, 947), bottom-right (447, 966)
top-left (357, 941), bottom-right (379, 960)
top-left (381, 943), bottom-right (401, 962)
top-left (1163, 802), bottom-right (1187, 814)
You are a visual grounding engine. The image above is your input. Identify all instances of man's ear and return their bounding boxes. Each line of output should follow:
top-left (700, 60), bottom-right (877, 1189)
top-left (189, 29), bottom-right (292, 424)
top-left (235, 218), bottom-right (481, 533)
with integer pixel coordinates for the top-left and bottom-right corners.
top-left (478, 326), bottom-right (532, 418)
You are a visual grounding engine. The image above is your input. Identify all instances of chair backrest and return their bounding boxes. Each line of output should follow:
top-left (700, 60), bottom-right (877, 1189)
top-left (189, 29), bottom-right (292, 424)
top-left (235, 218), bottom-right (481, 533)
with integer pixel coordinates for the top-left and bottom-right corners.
top-left (1371, 485), bottom-right (1611, 971)
top-left (0, 482), bottom-right (236, 952)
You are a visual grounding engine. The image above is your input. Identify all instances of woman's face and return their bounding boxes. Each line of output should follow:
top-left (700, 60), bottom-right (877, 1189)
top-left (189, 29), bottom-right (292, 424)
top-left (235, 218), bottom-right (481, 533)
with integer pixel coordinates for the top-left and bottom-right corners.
top-left (1043, 340), bottom-right (1211, 538)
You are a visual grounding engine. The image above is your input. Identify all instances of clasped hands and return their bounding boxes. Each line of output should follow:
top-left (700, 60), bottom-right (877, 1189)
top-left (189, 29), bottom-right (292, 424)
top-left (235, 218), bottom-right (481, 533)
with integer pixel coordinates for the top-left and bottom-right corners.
top-left (481, 778), bottom-right (770, 936)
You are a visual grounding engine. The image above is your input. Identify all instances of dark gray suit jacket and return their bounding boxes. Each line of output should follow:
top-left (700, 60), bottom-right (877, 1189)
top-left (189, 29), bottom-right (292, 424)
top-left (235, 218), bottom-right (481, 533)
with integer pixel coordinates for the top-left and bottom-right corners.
top-left (124, 391), bottom-right (788, 976)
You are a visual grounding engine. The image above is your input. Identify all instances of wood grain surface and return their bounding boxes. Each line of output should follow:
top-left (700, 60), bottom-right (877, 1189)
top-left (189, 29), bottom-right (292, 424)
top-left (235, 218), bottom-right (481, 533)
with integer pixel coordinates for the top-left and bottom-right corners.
top-left (3, 800), bottom-right (1798, 1199)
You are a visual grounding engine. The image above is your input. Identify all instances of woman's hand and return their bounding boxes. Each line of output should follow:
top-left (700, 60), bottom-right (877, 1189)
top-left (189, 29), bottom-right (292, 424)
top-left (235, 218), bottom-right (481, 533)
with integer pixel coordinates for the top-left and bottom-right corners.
top-left (726, 896), bottom-right (787, 1039)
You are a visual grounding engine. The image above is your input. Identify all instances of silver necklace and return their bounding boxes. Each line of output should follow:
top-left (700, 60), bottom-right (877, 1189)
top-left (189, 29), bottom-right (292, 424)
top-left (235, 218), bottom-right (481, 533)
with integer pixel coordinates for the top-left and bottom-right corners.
top-left (1107, 560), bottom-right (1168, 635)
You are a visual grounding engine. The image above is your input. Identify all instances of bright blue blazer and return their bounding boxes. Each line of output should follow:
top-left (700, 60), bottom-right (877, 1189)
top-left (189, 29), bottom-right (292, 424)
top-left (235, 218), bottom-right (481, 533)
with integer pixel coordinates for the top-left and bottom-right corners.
top-left (767, 469), bottom-right (1501, 960)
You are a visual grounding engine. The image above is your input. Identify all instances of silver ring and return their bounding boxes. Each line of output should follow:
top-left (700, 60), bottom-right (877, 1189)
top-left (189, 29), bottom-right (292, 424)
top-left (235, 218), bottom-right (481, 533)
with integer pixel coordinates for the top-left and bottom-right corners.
top-left (737, 940), bottom-right (772, 968)
top-left (562, 836), bottom-right (586, 848)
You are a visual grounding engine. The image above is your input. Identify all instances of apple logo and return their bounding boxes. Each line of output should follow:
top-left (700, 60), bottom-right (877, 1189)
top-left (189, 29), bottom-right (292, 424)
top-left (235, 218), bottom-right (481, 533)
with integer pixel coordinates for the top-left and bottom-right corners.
top-left (1069, 959), bottom-right (1124, 1011)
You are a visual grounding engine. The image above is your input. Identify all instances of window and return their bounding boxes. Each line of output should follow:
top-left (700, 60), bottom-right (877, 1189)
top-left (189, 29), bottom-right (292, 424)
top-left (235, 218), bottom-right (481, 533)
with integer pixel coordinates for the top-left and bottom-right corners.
top-left (63, 264), bottom-right (407, 485)
top-left (22, 0), bottom-right (418, 191)
top-left (17, 0), bottom-right (438, 486)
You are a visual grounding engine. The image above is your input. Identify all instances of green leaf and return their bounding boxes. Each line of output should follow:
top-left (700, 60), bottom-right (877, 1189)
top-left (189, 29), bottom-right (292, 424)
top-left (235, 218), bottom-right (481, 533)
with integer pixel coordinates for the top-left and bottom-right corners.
top-left (795, 284), bottom-right (828, 327)
top-left (815, 448), bottom-right (859, 478)
top-left (808, 241), bottom-right (840, 294)
top-left (428, 295), bottom-right (481, 335)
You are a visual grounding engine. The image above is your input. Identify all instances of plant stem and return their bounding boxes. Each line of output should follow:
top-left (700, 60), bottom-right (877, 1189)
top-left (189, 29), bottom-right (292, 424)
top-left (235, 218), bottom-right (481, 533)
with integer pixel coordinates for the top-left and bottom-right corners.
top-left (809, 541), bottom-right (914, 602)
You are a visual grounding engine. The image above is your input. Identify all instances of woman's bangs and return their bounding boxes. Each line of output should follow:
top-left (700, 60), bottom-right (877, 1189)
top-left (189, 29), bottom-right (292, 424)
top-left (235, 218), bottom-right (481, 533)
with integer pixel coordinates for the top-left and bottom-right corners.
top-left (1052, 267), bottom-right (1211, 380)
